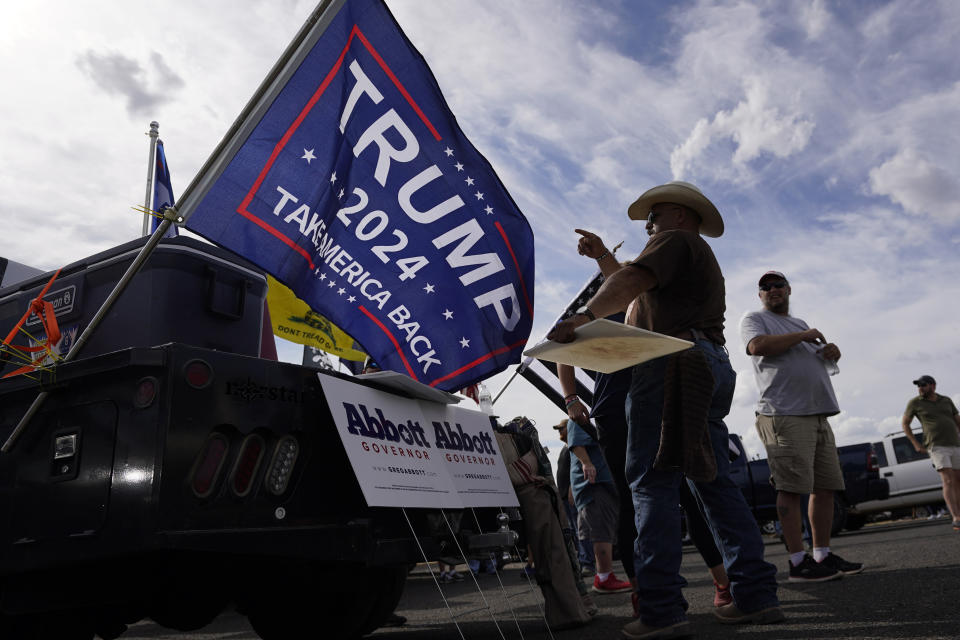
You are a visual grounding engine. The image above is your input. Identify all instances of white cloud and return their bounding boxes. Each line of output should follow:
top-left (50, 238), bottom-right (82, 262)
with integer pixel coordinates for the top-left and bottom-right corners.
top-left (800, 0), bottom-right (830, 40)
top-left (671, 76), bottom-right (815, 179)
top-left (655, 2), bottom-right (825, 185)
top-left (868, 149), bottom-right (960, 221)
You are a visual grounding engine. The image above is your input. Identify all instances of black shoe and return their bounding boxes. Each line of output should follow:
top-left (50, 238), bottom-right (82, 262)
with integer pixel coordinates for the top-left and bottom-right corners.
top-left (819, 552), bottom-right (863, 575)
top-left (788, 554), bottom-right (842, 582)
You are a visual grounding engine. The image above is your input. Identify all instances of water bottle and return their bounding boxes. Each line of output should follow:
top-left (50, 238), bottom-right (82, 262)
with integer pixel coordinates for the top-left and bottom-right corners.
top-left (818, 349), bottom-right (839, 376)
top-left (478, 383), bottom-right (494, 414)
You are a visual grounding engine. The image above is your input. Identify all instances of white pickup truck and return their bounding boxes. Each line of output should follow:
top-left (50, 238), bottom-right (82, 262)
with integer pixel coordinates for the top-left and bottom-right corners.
top-left (851, 431), bottom-right (945, 518)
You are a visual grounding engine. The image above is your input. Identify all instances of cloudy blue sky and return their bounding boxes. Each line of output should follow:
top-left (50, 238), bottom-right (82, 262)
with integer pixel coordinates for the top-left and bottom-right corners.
top-left (2, 0), bottom-right (959, 466)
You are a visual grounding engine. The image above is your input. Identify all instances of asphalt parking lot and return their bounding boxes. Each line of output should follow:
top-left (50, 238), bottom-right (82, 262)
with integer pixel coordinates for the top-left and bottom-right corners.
top-left (125, 517), bottom-right (960, 640)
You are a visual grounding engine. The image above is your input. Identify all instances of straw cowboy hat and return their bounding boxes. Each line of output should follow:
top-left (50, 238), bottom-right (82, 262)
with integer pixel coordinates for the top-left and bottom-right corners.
top-left (627, 181), bottom-right (724, 238)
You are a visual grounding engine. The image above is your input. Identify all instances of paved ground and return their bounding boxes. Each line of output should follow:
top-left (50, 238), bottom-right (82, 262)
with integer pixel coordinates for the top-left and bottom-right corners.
top-left (123, 517), bottom-right (960, 640)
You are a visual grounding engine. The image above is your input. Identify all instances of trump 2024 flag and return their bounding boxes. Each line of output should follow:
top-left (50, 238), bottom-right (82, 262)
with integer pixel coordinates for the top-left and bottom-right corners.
top-left (179, 0), bottom-right (534, 391)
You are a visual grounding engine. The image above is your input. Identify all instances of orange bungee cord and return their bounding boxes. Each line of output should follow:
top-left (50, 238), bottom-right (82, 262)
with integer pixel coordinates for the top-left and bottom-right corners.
top-left (1, 269), bottom-right (63, 379)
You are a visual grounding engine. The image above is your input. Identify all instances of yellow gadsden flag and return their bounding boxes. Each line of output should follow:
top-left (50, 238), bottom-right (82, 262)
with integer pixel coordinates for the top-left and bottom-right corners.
top-left (266, 276), bottom-right (367, 362)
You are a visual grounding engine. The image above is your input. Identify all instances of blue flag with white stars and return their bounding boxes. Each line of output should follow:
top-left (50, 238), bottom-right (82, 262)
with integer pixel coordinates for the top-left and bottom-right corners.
top-left (182, 0), bottom-right (534, 391)
top-left (151, 139), bottom-right (178, 237)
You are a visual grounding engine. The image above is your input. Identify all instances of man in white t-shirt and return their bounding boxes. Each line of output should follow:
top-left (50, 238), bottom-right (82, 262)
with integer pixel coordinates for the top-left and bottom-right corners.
top-left (740, 271), bottom-right (863, 583)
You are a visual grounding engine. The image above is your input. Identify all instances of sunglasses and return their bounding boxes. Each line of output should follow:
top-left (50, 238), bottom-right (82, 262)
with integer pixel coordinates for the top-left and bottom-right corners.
top-left (647, 206), bottom-right (683, 224)
top-left (917, 383), bottom-right (931, 388)
top-left (759, 281), bottom-right (788, 291)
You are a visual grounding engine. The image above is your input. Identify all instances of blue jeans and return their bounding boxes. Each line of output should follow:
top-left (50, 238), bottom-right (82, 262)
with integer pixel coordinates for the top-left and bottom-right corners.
top-left (625, 340), bottom-right (779, 627)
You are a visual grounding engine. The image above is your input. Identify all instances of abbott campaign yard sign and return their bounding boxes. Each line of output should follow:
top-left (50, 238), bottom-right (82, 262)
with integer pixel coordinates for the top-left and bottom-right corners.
top-left (419, 402), bottom-right (517, 508)
top-left (319, 373), bottom-right (457, 508)
top-left (318, 373), bottom-right (516, 508)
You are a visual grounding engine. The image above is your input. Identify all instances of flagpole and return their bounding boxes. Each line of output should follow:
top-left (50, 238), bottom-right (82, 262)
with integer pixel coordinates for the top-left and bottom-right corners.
top-left (491, 368), bottom-right (520, 406)
top-left (141, 121), bottom-right (160, 236)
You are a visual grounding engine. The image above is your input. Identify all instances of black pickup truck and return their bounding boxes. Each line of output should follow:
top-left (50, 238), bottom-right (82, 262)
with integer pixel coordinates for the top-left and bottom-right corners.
top-left (727, 434), bottom-right (888, 535)
top-left (0, 237), bottom-right (516, 640)
top-left (835, 441), bottom-right (890, 530)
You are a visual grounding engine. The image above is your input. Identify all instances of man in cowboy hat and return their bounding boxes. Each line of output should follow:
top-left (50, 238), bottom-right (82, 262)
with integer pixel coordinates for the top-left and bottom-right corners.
top-left (902, 375), bottom-right (960, 530)
top-left (548, 181), bottom-right (782, 639)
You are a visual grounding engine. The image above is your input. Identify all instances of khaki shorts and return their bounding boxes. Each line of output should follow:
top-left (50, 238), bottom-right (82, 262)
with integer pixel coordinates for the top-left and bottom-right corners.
top-left (929, 445), bottom-right (960, 470)
top-left (755, 414), bottom-right (845, 494)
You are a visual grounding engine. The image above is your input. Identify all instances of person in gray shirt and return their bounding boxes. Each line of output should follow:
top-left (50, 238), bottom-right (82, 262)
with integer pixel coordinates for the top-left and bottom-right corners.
top-left (740, 270), bottom-right (863, 583)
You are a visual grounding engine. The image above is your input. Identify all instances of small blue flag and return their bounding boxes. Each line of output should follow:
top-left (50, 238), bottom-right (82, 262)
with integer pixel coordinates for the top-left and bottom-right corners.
top-left (181, 0), bottom-right (535, 391)
top-left (151, 139), bottom-right (178, 237)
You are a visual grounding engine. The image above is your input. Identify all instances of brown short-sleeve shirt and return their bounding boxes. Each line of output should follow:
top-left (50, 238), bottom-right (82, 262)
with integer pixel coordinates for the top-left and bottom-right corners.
top-left (625, 230), bottom-right (726, 345)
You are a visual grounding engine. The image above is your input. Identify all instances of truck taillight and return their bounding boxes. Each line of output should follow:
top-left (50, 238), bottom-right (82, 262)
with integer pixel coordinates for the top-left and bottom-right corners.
top-left (191, 434), bottom-right (229, 498)
top-left (230, 434), bottom-right (265, 497)
top-left (866, 451), bottom-right (878, 472)
top-left (184, 359), bottom-right (213, 389)
top-left (265, 436), bottom-right (299, 496)
top-left (134, 376), bottom-right (158, 408)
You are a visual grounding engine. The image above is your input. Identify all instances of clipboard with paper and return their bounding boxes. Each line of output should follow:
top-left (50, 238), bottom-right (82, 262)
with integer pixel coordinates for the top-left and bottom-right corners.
top-left (522, 319), bottom-right (693, 373)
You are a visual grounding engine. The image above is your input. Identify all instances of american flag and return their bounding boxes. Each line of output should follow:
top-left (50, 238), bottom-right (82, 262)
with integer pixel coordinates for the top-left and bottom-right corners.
top-left (514, 269), bottom-right (606, 413)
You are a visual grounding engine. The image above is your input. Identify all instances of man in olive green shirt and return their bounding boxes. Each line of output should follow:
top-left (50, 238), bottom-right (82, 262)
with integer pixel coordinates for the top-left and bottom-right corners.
top-left (902, 375), bottom-right (960, 530)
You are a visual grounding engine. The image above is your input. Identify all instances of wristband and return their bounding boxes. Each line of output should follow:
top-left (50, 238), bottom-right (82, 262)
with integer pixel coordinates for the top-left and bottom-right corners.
top-left (596, 250), bottom-right (610, 261)
top-left (564, 397), bottom-right (580, 409)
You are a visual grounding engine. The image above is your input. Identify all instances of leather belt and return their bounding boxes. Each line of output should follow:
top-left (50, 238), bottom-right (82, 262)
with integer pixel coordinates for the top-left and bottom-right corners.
top-left (675, 328), bottom-right (720, 345)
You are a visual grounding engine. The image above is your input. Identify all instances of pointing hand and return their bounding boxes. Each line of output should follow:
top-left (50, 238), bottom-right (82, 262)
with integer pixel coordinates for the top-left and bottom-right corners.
top-left (575, 229), bottom-right (607, 259)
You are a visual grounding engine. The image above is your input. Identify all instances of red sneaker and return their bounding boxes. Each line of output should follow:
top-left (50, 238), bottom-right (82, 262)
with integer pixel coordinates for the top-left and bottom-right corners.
top-left (592, 573), bottom-right (632, 594)
top-left (713, 581), bottom-right (732, 607)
